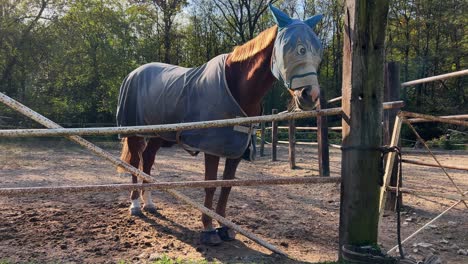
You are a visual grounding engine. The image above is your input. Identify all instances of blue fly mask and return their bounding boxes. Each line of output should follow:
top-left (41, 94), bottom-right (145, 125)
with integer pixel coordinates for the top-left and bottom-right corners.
top-left (269, 5), bottom-right (324, 110)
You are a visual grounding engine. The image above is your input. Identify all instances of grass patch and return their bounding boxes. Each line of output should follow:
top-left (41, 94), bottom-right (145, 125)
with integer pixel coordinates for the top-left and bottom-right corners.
top-left (117, 255), bottom-right (214, 264)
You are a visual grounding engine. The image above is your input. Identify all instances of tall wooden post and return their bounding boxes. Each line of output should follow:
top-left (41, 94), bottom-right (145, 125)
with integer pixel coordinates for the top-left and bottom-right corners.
top-left (317, 92), bottom-right (330, 176)
top-left (384, 62), bottom-right (402, 210)
top-left (271, 109), bottom-right (278, 161)
top-left (288, 119), bottom-right (296, 169)
top-left (260, 122), bottom-right (265, 157)
top-left (339, 0), bottom-right (390, 256)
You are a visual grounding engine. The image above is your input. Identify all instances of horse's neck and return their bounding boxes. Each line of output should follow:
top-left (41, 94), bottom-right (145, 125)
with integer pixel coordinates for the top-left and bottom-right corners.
top-left (225, 46), bottom-right (276, 116)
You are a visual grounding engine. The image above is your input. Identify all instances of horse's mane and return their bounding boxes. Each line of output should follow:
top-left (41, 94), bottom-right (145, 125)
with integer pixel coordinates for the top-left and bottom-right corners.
top-left (230, 26), bottom-right (278, 62)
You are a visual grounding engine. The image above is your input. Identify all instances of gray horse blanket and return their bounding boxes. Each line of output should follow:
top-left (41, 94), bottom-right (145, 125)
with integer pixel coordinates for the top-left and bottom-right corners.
top-left (116, 54), bottom-right (252, 158)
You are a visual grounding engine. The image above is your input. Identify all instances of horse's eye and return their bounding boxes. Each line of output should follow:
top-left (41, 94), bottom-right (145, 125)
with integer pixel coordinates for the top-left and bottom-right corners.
top-left (297, 44), bottom-right (306, 55)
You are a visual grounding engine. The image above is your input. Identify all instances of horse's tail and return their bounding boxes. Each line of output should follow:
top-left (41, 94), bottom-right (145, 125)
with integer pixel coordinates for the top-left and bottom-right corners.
top-left (117, 137), bottom-right (131, 173)
top-left (117, 137), bottom-right (147, 173)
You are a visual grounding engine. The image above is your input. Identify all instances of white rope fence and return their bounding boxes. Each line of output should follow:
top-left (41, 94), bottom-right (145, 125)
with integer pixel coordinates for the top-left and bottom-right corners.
top-left (387, 191), bottom-right (467, 254)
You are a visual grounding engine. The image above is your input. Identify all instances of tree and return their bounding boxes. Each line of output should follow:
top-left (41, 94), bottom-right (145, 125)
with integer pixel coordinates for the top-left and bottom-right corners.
top-left (209, 0), bottom-right (278, 44)
top-left (151, 0), bottom-right (187, 63)
top-left (0, 0), bottom-right (465, 134)
top-left (0, 0), bottom-right (50, 97)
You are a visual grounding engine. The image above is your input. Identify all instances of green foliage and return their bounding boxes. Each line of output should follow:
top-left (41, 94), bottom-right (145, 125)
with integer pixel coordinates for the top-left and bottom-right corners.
top-left (150, 255), bottom-right (212, 264)
top-left (426, 130), bottom-right (468, 150)
top-left (386, 0), bottom-right (468, 115)
top-left (0, 0), bottom-right (465, 144)
top-left (116, 255), bottom-right (214, 264)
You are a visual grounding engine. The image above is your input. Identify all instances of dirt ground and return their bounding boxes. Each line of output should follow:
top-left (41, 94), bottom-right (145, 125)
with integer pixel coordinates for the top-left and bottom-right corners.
top-left (0, 140), bottom-right (466, 263)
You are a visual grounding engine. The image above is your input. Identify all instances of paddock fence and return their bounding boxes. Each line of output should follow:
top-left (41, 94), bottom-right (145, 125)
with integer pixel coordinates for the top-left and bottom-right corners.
top-left (381, 111), bottom-right (467, 254)
top-left (0, 89), bottom-right (405, 256)
top-left (259, 68), bottom-right (468, 179)
top-left (258, 100), bottom-right (405, 169)
top-left (377, 68), bottom-right (468, 254)
top-left (0, 68), bottom-right (466, 257)
top-left (0, 92), bottom-right (346, 256)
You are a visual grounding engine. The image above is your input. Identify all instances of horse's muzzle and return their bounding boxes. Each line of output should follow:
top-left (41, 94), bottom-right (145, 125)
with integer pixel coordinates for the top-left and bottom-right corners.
top-left (294, 85), bottom-right (320, 110)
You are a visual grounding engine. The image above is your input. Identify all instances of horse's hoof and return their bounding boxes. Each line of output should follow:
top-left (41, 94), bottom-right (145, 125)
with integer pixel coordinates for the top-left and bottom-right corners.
top-left (142, 205), bottom-right (158, 214)
top-left (129, 207), bottom-right (143, 217)
top-left (200, 230), bottom-right (222, 246)
top-left (216, 226), bottom-right (236, 241)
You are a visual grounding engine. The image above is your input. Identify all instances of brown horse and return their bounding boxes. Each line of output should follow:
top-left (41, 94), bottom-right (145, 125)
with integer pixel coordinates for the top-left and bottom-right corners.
top-left (118, 6), bottom-right (324, 245)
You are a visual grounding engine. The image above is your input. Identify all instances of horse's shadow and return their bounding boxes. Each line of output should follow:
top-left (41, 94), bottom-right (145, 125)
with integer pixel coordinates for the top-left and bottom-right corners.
top-left (136, 211), bottom-right (311, 263)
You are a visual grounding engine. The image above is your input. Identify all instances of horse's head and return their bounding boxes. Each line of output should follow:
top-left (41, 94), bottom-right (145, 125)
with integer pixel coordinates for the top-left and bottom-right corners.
top-left (269, 5), bottom-right (323, 110)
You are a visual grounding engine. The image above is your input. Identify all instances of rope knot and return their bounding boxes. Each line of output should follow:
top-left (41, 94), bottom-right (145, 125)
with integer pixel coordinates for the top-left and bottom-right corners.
top-left (380, 145), bottom-right (401, 155)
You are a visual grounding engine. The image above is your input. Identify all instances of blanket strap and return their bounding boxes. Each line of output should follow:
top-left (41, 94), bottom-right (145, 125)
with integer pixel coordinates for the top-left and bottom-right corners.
top-left (175, 130), bottom-right (200, 156)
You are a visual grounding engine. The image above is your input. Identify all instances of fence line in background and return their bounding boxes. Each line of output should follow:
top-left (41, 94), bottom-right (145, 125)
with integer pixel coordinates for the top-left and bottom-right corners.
top-left (271, 109), bottom-right (278, 162)
top-left (261, 101), bottom-right (404, 166)
top-left (278, 140), bottom-right (317, 146)
top-left (288, 119), bottom-right (296, 169)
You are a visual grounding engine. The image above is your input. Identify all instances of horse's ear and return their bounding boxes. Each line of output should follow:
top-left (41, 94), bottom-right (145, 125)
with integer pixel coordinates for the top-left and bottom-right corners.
top-left (304, 14), bottom-right (323, 29)
top-left (269, 4), bottom-right (292, 28)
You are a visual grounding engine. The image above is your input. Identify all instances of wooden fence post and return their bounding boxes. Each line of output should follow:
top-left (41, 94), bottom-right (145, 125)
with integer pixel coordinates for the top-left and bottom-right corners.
top-left (384, 62), bottom-right (402, 210)
top-left (288, 119), bottom-right (296, 169)
top-left (339, 0), bottom-right (390, 258)
top-left (317, 92), bottom-right (330, 176)
top-left (260, 122), bottom-right (265, 157)
top-left (271, 109), bottom-right (278, 161)
top-left (379, 116), bottom-right (403, 220)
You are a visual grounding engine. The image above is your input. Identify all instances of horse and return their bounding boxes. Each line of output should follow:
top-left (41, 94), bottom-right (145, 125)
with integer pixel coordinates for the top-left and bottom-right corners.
top-left (116, 5), bottom-right (324, 246)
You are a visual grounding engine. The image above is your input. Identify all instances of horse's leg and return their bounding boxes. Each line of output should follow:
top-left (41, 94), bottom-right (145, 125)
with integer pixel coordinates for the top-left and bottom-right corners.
top-left (200, 153), bottom-right (222, 246)
top-left (215, 157), bottom-right (241, 241)
top-left (140, 138), bottom-right (163, 214)
top-left (119, 136), bottom-right (147, 216)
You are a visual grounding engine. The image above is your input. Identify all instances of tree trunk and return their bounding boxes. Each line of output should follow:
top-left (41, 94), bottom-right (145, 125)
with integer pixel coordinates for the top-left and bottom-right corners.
top-left (163, 16), bottom-right (172, 64)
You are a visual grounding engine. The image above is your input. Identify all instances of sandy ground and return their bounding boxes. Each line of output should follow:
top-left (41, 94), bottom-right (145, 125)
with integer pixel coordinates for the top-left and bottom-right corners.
top-left (0, 139), bottom-right (466, 263)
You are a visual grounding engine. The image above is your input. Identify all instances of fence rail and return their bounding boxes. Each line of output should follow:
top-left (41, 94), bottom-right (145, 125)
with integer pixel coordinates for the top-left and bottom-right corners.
top-left (408, 114), bottom-right (468, 123)
top-left (387, 187), bottom-right (466, 201)
top-left (278, 140), bottom-right (317, 146)
top-left (401, 111), bottom-right (468, 126)
top-left (401, 69), bottom-right (468, 87)
top-left (402, 159), bottom-right (468, 171)
top-left (0, 177), bottom-right (341, 197)
top-left (0, 108), bottom-right (343, 138)
top-left (327, 96), bottom-right (342, 104)
top-left (267, 126), bottom-right (343, 131)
